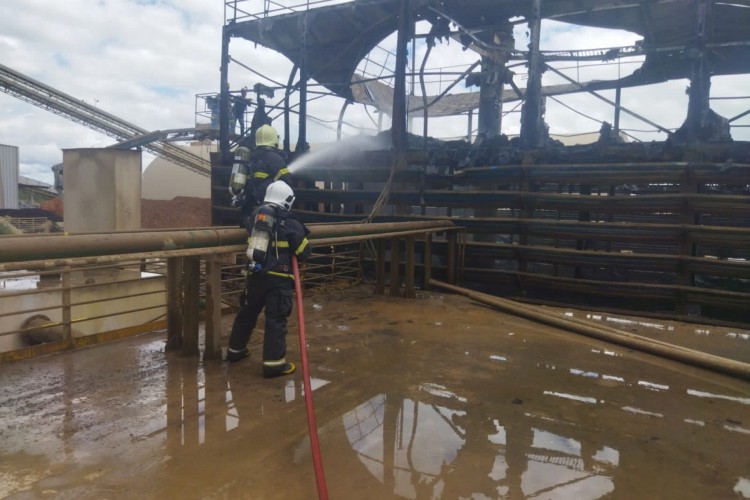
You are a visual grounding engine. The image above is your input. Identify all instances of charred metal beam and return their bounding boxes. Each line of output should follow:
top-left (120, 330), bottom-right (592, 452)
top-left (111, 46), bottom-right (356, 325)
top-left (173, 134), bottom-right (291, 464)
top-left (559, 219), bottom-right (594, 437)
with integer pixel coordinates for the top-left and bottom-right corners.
top-left (219, 26), bottom-right (231, 163)
top-left (392, 0), bottom-right (412, 153)
top-left (519, 0), bottom-right (545, 149)
top-left (477, 53), bottom-right (503, 138)
top-left (684, 0), bottom-right (714, 142)
top-left (545, 64), bottom-right (673, 135)
top-left (296, 12), bottom-right (309, 153)
top-left (284, 65), bottom-right (298, 153)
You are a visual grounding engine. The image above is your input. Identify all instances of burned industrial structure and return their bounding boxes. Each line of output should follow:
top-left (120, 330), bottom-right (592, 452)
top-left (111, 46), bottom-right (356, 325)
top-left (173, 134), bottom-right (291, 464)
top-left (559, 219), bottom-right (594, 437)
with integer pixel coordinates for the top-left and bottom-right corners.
top-left (210, 0), bottom-right (750, 326)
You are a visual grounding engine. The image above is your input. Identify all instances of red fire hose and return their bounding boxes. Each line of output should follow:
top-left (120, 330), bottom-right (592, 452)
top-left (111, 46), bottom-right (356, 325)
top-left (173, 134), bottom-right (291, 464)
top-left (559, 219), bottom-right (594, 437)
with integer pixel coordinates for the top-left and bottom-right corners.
top-left (292, 255), bottom-right (329, 499)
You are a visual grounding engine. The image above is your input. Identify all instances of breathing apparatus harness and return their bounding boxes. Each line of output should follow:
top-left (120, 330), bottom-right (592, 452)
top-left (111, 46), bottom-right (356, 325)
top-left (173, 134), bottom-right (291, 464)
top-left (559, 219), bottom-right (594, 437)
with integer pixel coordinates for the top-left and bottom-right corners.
top-left (229, 146), bottom-right (252, 207)
top-left (246, 202), bottom-right (278, 272)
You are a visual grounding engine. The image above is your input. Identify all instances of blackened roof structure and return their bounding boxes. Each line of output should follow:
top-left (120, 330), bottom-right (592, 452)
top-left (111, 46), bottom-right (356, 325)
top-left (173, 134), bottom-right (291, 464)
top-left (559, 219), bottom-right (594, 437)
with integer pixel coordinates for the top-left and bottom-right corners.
top-left (226, 0), bottom-right (750, 109)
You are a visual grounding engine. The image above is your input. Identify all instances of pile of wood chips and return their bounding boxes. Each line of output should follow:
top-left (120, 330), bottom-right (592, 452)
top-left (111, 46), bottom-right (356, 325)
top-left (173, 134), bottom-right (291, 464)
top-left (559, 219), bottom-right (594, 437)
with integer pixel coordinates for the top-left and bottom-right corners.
top-left (141, 197), bottom-right (212, 229)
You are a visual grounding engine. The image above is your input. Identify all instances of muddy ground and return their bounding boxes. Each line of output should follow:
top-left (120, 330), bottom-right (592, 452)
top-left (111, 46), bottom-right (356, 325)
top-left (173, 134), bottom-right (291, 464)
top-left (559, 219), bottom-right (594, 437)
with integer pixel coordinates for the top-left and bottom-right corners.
top-left (1, 284), bottom-right (749, 499)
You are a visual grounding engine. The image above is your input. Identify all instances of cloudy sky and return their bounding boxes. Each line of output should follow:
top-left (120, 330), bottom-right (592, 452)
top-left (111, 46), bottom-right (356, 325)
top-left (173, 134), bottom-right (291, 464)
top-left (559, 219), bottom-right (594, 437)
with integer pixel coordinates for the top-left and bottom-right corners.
top-left (1, 0), bottom-right (748, 186)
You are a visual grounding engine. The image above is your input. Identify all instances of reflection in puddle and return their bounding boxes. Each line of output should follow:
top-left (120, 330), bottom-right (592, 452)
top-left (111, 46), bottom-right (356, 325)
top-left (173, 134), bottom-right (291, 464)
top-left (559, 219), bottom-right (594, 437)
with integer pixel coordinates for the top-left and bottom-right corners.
top-left (532, 429), bottom-right (582, 456)
top-left (543, 391), bottom-right (598, 404)
top-left (104, 340), bottom-right (750, 500)
top-left (621, 406), bottom-right (664, 418)
top-left (4, 328), bottom-right (748, 499)
top-left (684, 419), bottom-right (705, 426)
top-left (419, 383), bottom-right (467, 403)
top-left (687, 389), bottom-right (750, 405)
top-left (724, 423), bottom-right (750, 435)
top-left (343, 394), bottom-right (617, 499)
top-left (637, 380), bottom-right (670, 392)
top-left (735, 477), bottom-right (750, 498)
top-left (591, 348), bottom-right (619, 357)
top-left (581, 313), bottom-right (674, 332)
top-left (170, 363), bottom-right (332, 443)
top-left (570, 368), bottom-right (598, 378)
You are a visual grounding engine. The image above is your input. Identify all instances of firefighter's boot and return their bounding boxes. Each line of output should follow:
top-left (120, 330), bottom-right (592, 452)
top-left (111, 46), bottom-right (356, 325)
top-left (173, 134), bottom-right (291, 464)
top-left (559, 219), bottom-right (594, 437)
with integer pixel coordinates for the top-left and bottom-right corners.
top-left (263, 361), bottom-right (296, 378)
top-left (226, 347), bottom-right (250, 363)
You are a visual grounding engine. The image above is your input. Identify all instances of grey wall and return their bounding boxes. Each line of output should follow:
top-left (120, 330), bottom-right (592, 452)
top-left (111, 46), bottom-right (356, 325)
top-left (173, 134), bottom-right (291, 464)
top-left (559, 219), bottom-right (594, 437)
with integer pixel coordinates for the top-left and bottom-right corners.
top-left (63, 148), bottom-right (141, 232)
top-left (0, 144), bottom-right (19, 209)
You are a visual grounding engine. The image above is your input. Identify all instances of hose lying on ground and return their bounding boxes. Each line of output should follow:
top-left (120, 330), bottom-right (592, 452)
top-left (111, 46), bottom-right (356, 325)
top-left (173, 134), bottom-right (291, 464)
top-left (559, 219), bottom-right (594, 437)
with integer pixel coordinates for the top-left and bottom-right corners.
top-left (429, 279), bottom-right (750, 381)
top-left (292, 255), bottom-right (329, 500)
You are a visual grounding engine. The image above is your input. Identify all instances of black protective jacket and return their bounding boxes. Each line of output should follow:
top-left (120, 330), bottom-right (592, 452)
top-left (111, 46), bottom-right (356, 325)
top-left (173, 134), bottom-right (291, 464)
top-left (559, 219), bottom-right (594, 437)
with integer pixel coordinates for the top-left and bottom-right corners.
top-left (241, 147), bottom-right (292, 217)
top-left (247, 205), bottom-right (311, 280)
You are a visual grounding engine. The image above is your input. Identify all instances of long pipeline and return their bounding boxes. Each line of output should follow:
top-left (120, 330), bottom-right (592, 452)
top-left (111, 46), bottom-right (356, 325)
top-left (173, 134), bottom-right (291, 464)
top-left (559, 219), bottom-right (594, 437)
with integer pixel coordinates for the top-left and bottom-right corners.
top-left (0, 221), bottom-right (453, 264)
top-left (430, 279), bottom-right (750, 381)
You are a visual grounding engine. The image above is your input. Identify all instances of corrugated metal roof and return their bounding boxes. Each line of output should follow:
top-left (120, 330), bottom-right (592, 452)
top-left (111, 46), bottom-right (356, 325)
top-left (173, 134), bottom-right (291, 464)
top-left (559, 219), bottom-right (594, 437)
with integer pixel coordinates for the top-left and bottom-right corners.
top-left (18, 175), bottom-right (52, 188)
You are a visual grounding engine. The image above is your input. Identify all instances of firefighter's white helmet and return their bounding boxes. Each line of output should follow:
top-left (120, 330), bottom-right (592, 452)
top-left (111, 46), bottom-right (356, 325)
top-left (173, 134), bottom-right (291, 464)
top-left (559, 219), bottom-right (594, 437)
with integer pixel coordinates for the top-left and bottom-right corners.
top-left (264, 181), bottom-right (295, 210)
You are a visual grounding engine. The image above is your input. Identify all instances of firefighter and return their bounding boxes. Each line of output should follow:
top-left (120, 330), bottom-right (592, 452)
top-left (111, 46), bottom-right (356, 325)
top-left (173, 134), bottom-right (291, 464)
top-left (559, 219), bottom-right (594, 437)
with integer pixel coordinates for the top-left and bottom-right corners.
top-left (232, 88), bottom-right (252, 136)
top-left (240, 124), bottom-right (292, 222)
top-left (226, 181), bottom-right (311, 378)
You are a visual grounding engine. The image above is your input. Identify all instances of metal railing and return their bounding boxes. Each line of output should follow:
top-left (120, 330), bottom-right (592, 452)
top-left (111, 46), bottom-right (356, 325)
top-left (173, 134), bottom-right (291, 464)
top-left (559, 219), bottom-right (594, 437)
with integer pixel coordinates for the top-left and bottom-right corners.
top-left (0, 261), bottom-right (168, 360)
top-left (225, 0), bottom-right (350, 22)
top-left (4, 217), bottom-right (58, 234)
top-left (0, 221), bottom-right (461, 362)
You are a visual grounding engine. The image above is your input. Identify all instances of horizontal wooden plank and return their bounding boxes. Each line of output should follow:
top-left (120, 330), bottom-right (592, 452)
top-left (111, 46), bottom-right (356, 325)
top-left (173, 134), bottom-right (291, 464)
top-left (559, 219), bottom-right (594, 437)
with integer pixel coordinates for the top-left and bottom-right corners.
top-left (295, 189), bottom-right (750, 214)
top-left (463, 268), bottom-right (750, 308)
top-left (464, 242), bottom-right (750, 279)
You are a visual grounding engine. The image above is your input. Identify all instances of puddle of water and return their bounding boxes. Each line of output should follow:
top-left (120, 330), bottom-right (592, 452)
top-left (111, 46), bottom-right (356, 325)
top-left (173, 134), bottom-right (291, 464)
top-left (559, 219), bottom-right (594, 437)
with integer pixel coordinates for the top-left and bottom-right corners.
top-left (637, 380), bottom-right (670, 392)
top-left (687, 389), bottom-right (750, 405)
top-left (1, 288), bottom-right (749, 500)
top-left (543, 391), bottom-right (598, 405)
top-left (735, 477), bottom-right (750, 498)
top-left (621, 406), bottom-right (664, 418)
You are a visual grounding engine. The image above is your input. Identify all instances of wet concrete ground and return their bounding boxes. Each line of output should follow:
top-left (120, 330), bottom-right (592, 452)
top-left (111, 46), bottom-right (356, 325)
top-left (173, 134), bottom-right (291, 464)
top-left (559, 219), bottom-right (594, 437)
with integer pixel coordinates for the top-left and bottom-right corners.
top-left (1, 284), bottom-right (749, 499)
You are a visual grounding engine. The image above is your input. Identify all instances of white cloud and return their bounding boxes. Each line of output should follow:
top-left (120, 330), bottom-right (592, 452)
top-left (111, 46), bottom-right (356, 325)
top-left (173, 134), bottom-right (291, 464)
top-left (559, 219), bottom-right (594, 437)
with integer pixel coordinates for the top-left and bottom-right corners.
top-left (1, 1), bottom-right (748, 185)
top-left (1, 0), bottom-right (223, 184)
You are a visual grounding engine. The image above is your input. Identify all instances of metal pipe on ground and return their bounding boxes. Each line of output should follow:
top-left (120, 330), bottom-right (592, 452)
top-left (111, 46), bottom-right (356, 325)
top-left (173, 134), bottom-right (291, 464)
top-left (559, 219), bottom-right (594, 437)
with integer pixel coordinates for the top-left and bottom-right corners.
top-left (429, 279), bottom-right (750, 381)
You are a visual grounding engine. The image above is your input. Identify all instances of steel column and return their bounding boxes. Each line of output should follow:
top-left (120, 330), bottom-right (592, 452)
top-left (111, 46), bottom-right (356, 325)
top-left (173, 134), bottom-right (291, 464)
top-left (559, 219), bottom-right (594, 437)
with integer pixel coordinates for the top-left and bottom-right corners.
top-left (390, 238), bottom-right (401, 296)
top-left (219, 26), bottom-right (231, 162)
top-left (376, 239), bottom-right (386, 294)
top-left (423, 234), bottom-right (432, 291)
top-left (404, 236), bottom-right (415, 298)
top-left (181, 256), bottom-right (200, 357)
top-left (447, 231), bottom-right (457, 284)
top-left (684, 0), bottom-right (714, 141)
top-left (296, 13), bottom-right (309, 153)
top-left (166, 257), bottom-right (183, 351)
top-left (203, 254), bottom-right (225, 359)
top-left (392, 0), bottom-right (411, 153)
top-left (520, 0), bottom-right (544, 148)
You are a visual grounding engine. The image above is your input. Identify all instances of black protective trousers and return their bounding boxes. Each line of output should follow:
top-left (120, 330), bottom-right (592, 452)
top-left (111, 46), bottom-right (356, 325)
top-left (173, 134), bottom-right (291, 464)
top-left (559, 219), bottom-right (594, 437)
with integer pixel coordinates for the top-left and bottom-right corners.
top-left (228, 273), bottom-right (293, 362)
